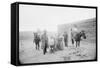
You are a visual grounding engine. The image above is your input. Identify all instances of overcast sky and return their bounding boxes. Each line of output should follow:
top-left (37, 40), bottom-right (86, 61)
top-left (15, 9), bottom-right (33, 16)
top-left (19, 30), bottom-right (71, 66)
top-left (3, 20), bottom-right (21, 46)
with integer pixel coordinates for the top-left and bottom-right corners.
top-left (19, 4), bottom-right (96, 32)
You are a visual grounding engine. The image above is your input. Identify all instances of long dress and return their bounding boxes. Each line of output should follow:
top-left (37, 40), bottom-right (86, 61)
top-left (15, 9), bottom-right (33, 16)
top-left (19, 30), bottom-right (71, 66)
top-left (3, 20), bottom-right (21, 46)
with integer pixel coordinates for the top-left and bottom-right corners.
top-left (56, 35), bottom-right (64, 50)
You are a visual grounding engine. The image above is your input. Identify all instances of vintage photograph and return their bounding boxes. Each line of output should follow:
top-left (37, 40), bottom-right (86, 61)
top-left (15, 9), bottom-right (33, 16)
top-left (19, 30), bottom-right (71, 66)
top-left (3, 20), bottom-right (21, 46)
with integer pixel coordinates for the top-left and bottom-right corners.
top-left (19, 4), bottom-right (96, 64)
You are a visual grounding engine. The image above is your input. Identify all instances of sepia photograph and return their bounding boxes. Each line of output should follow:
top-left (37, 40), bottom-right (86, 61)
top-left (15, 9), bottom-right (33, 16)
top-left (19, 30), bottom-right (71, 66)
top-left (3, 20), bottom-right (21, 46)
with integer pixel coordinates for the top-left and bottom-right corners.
top-left (18, 3), bottom-right (97, 64)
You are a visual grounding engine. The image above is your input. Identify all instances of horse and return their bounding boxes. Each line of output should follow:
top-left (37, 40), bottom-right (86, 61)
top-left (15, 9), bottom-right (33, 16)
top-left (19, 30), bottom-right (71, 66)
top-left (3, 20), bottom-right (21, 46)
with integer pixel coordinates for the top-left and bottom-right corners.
top-left (33, 32), bottom-right (41, 50)
top-left (71, 30), bottom-right (86, 47)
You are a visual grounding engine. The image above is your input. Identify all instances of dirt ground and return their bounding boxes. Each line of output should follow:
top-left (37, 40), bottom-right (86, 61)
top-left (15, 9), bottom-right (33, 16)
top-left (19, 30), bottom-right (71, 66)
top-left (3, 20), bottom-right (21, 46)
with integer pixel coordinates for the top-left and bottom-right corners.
top-left (19, 39), bottom-right (96, 64)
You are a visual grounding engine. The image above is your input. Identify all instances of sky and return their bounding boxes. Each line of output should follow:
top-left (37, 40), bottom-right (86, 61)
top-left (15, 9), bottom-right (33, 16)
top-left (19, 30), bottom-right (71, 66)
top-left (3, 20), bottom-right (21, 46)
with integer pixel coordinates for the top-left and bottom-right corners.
top-left (19, 4), bottom-right (96, 32)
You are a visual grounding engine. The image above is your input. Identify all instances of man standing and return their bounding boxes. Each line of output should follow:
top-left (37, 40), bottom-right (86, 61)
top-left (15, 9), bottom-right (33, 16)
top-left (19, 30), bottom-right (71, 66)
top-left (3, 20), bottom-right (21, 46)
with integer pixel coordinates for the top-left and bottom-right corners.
top-left (41, 30), bottom-right (48, 55)
top-left (71, 25), bottom-right (78, 45)
top-left (63, 32), bottom-right (68, 47)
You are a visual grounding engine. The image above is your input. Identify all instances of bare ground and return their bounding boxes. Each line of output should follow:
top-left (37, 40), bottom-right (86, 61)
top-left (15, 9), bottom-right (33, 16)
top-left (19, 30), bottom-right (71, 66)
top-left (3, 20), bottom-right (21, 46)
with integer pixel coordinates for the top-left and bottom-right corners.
top-left (19, 40), bottom-right (96, 64)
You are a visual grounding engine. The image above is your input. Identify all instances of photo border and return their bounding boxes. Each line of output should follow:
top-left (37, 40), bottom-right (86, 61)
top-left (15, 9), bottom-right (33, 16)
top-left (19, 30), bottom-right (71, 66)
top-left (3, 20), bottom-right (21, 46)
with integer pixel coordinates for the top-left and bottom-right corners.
top-left (11, 2), bottom-right (98, 66)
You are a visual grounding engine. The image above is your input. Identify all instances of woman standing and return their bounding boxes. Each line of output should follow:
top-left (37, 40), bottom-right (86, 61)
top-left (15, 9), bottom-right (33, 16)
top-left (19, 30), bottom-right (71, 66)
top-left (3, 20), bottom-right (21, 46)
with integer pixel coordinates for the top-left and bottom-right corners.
top-left (56, 34), bottom-right (64, 50)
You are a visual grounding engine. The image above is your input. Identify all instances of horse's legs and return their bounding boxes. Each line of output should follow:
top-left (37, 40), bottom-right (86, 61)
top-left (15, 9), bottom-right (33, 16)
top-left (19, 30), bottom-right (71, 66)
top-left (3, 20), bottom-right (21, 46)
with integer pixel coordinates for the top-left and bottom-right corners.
top-left (35, 43), bottom-right (37, 50)
top-left (35, 42), bottom-right (39, 50)
top-left (76, 41), bottom-right (77, 47)
top-left (37, 42), bottom-right (40, 50)
top-left (78, 41), bottom-right (80, 47)
top-left (34, 42), bottom-right (36, 49)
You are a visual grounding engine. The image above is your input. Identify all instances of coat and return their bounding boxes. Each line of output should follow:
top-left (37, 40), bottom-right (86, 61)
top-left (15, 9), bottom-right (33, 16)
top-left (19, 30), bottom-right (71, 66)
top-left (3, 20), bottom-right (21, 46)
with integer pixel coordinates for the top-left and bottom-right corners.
top-left (41, 33), bottom-right (48, 49)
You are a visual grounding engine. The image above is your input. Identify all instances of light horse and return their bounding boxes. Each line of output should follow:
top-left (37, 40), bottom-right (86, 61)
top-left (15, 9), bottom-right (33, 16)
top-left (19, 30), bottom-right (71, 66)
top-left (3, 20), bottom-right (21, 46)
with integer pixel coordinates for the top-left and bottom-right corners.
top-left (71, 30), bottom-right (86, 47)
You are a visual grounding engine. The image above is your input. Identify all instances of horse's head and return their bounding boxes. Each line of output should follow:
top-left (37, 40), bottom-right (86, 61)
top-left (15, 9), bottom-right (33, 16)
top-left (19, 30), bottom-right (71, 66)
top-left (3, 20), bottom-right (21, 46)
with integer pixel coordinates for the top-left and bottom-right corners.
top-left (80, 30), bottom-right (86, 39)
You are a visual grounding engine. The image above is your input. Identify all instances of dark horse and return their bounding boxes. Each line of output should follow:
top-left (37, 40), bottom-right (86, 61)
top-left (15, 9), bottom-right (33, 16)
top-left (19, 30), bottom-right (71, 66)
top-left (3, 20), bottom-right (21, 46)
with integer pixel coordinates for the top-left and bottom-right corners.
top-left (33, 32), bottom-right (41, 50)
top-left (71, 30), bottom-right (86, 47)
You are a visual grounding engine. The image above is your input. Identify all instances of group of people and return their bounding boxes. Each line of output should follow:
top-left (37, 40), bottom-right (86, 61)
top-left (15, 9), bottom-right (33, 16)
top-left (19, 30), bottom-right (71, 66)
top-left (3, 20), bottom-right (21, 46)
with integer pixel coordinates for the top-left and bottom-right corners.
top-left (33, 25), bottom-right (86, 55)
top-left (33, 30), bottom-right (68, 55)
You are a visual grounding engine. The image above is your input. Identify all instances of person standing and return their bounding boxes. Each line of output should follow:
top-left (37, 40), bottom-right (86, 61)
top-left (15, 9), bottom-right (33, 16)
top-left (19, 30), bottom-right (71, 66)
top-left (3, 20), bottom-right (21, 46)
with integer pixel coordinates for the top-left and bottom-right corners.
top-left (41, 30), bottom-right (48, 55)
top-left (49, 36), bottom-right (55, 53)
top-left (71, 25), bottom-right (78, 45)
top-left (56, 34), bottom-right (64, 50)
top-left (63, 32), bottom-right (68, 47)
